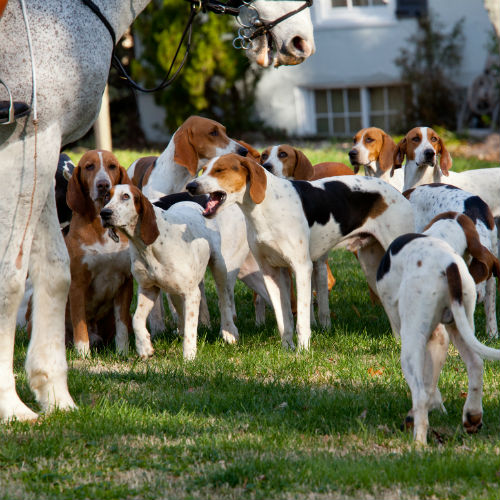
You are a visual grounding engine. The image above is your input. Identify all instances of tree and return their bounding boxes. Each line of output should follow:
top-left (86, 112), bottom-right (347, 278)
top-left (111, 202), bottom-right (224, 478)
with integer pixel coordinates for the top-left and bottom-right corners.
top-left (484, 0), bottom-right (500, 52)
top-left (132, 0), bottom-right (262, 135)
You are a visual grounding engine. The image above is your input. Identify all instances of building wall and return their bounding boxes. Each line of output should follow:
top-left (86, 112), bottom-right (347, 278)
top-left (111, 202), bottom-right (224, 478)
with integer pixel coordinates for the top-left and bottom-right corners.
top-left (255, 0), bottom-right (493, 135)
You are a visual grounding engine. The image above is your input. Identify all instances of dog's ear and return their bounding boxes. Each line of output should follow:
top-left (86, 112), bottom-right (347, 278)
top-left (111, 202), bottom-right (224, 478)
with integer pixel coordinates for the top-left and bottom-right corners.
top-left (391, 137), bottom-right (407, 177)
top-left (438, 136), bottom-right (452, 176)
top-left (241, 157), bottom-right (267, 204)
top-left (293, 149), bottom-right (314, 180)
top-left (66, 165), bottom-right (95, 218)
top-left (380, 132), bottom-right (397, 173)
top-left (118, 165), bottom-right (134, 186)
top-left (457, 214), bottom-right (495, 283)
top-left (138, 192), bottom-right (160, 245)
top-left (173, 127), bottom-right (198, 176)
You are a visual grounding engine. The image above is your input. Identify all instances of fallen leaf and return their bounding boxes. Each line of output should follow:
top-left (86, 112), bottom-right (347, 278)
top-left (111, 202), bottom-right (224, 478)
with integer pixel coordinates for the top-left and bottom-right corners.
top-left (368, 367), bottom-right (385, 377)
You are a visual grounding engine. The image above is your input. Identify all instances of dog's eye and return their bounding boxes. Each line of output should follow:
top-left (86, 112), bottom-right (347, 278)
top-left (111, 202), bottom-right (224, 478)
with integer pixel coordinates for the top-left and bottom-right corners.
top-left (278, 151), bottom-right (288, 158)
top-left (412, 136), bottom-right (420, 143)
top-left (365, 137), bottom-right (374, 144)
top-left (261, 153), bottom-right (268, 160)
top-left (85, 164), bottom-right (95, 171)
top-left (430, 137), bottom-right (438, 142)
top-left (109, 164), bottom-right (117, 170)
top-left (209, 129), bottom-right (219, 137)
top-left (214, 168), bottom-right (223, 174)
top-left (122, 193), bottom-right (130, 201)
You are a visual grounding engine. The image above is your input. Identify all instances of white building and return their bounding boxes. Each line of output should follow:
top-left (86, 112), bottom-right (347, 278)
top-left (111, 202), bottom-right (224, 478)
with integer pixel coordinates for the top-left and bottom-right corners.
top-left (138, 0), bottom-right (494, 141)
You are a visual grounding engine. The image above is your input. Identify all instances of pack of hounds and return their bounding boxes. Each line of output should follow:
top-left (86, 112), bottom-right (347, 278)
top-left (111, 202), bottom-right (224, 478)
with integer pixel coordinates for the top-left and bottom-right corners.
top-left (18, 116), bottom-right (500, 445)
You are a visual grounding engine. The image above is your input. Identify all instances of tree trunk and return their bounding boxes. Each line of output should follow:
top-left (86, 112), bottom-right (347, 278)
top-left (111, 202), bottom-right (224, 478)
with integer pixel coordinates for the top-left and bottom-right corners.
top-left (484, 0), bottom-right (500, 52)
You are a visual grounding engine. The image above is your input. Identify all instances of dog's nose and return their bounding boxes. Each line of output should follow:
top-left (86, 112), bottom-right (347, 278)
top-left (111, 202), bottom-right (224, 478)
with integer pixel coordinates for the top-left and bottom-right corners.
top-left (348, 150), bottom-right (358, 160)
top-left (97, 179), bottom-right (110, 192)
top-left (262, 162), bottom-right (273, 173)
top-left (237, 146), bottom-right (248, 157)
top-left (423, 149), bottom-right (435, 161)
top-left (186, 181), bottom-right (199, 195)
top-left (100, 208), bottom-right (113, 219)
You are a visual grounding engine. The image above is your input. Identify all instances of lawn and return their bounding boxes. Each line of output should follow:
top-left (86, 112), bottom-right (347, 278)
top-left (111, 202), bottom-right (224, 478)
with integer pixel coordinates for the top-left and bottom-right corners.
top-left (1, 145), bottom-right (500, 499)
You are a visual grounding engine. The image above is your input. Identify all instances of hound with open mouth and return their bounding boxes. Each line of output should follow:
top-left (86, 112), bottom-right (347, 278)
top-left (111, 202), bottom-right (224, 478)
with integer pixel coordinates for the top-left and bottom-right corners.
top-left (186, 154), bottom-right (414, 350)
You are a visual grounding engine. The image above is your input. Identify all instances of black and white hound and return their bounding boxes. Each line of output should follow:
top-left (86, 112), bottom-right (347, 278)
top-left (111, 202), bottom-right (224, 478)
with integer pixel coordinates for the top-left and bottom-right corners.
top-left (376, 212), bottom-right (500, 444)
top-left (186, 154), bottom-right (414, 350)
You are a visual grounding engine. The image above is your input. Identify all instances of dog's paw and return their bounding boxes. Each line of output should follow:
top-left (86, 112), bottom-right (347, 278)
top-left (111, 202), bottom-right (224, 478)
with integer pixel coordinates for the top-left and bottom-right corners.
top-left (136, 339), bottom-right (154, 360)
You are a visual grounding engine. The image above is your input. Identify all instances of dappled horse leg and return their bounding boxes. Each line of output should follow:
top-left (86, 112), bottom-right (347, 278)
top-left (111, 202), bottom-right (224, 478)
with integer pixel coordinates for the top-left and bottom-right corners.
top-left (26, 180), bottom-right (75, 413)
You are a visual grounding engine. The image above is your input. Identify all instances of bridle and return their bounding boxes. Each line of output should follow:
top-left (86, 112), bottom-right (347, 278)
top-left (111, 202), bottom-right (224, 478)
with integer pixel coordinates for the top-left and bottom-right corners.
top-left (82, 0), bottom-right (314, 92)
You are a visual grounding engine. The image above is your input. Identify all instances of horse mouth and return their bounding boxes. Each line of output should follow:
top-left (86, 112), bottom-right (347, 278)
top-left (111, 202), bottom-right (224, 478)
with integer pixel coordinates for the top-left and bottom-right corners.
top-left (203, 191), bottom-right (226, 218)
top-left (255, 32), bottom-right (276, 67)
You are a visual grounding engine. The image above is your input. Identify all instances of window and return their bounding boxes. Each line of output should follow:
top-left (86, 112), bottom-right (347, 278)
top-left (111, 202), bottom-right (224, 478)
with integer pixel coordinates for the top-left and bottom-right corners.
top-left (313, 86), bottom-right (405, 137)
top-left (314, 0), bottom-right (395, 28)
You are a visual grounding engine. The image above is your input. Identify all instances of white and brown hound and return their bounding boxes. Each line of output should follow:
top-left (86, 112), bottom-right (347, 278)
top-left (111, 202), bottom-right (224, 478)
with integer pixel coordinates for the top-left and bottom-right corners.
top-left (259, 144), bottom-right (354, 327)
top-left (100, 185), bottom-right (238, 360)
top-left (392, 126), bottom-right (500, 220)
top-left (376, 212), bottom-right (500, 444)
top-left (65, 150), bottom-right (134, 357)
top-left (186, 154), bottom-right (414, 350)
top-left (404, 183), bottom-right (499, 338)
top-left (349, 127), bottom-right (404, 191)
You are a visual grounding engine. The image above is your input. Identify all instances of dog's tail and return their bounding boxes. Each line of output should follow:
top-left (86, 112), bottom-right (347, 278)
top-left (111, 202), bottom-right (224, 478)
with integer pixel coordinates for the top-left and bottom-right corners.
top-left (447, 262), bottom-right (500, 361)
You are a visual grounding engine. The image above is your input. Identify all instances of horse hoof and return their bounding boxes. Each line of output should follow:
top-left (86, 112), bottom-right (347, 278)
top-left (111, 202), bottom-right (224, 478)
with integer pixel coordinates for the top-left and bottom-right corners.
top-left (401, 415), bottom-right (414, 431)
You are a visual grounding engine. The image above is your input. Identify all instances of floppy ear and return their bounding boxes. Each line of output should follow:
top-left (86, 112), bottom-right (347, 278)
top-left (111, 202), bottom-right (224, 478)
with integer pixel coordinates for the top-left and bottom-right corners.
top-left (438, 136), bottom-right (452, 176)
top-left (138, 193), bottom-right (160, 245)
top-left (118, 165), bottom-right (134, 186)
top-left (293, 149), bottom-right (314, 180)
top-left (173, 127), bottom-right (198, 176)
top-left (241, 157), bottom-right (267, 204)
top-left (66, 166), bottom-right (95, 218)
top-left (391, 137), bottom-right (407, 177)
top-left (379, 132), bottom-right (397, 173)
top-left (457, 214), bottom-right (496, 283)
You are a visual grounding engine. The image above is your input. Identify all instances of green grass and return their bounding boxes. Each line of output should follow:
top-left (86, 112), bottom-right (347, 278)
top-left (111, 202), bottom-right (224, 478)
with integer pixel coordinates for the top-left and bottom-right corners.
top-left (2, 145), bottom-right (499, 499)
top-left (2, 249), bottom-right (500, 500)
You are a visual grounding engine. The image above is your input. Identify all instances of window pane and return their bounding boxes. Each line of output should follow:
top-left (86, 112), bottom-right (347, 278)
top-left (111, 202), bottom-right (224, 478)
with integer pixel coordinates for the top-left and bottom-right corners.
top-left (331, 0), bottom-right (348, 6)
top-left (387, 86), bottom-right (404, 112)
top-left (347, 89), bottom-right (360, 112)
top-left (331, 90), bottom-right (344, 113)
top-left (352, 0), bottom-right (370, 5)
top-left (369, 87), bottom-right (385, 112)
top-left (333, 117), bottom-right (345, 135)
top-left (348, 116), bottom-right (362, 134)
top-left (316, 117), bottom-right (330, 135)
top-left (315, 90), bottom-right (328, 113)
top-left (372, 0), bottom-right (388, 5)
top-left (370, 114), bottom-right (386, 130)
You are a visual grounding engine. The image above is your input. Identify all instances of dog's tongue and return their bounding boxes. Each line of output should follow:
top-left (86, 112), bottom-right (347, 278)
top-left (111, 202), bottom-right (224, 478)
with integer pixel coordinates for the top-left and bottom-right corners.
top-left (203, 198), bottom-right (219, 217)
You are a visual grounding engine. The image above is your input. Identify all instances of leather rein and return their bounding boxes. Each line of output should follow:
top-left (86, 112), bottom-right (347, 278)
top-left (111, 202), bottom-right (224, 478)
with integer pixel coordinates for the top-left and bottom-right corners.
top-left (82, 0), bottom-right (313, 93)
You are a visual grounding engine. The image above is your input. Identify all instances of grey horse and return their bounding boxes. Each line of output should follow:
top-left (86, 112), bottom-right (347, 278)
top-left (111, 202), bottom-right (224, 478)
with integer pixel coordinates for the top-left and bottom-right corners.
top-left (0, 0), bottom-right (314, 421)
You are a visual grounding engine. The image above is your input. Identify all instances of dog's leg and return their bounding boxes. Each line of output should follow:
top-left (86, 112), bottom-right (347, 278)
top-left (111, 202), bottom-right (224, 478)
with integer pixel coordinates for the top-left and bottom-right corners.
top-left (114, 278), bottom-right (133, 355)
top-left (313, 255), bottom-right (330, 329)
top-left (148, 295), bottom-right (166, 336)
top-left (400, 325), bottom-right (430, 445)
top-left (166, 293), bottom-right (180, 327)
top-left (198, 281), bottom-right (211, 327)
top-left (254, 293), bottom-right (266, 326)
top-left (446, 323), bottom-right (484, 434)
top-left (26, 184), bottom-right (76, 414)
top-left (423, 324), bottom-right (449, 413)
top-left (260, 261), bottom-right (294, 349)
top-left (169, 294), bottom-right (184, 336)
top-left (182, 288), bottom-right (201, 360)
top-left (484, 277), bottom-right (498, 338)
top-left (209, 255), bottom-right (239, 344)
top-left (293, 262), bottom-right (313, 350)
top-left (132, 286), bottom-right (158, 359)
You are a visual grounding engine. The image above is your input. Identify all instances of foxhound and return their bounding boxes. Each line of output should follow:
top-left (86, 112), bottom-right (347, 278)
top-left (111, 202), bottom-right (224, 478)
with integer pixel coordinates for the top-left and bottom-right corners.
top-left (65, 150), bottom-right (134, 356)
top-left (393, 126), bottom-right (500, 219)
top-left (100, 185), bottom-right (238, 360)
top-left (376, 212), bottom-right (500, 444)
top-left (260, 144), bottom-right (353, 181)
top-left (186, 154), bottom-right (414, 350)
top-left (404, 183), bottom-right (499, 338)
top-left (349, 127), bottom-right (404, 191)
top-left (128, 116), bottom-right (269, 331)
top-left (259, 144), bottom-right (354, 327)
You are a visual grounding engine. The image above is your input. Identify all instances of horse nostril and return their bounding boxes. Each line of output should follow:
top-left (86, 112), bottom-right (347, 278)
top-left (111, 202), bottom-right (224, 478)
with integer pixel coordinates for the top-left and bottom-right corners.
top-left (186, 181), bottom-right (198, 195)
top-left (289, 36), bottom-right (313, 57)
